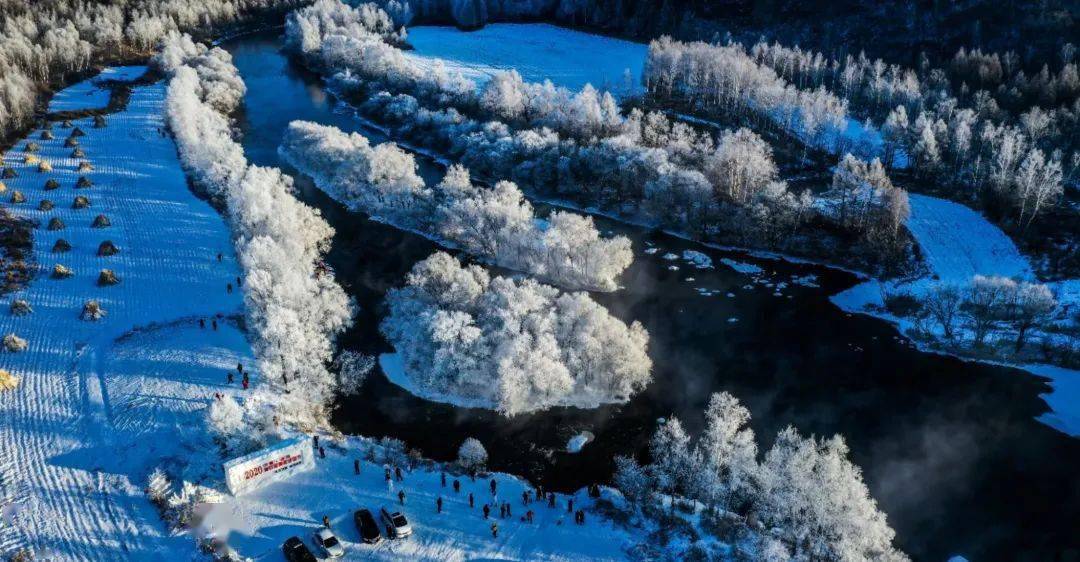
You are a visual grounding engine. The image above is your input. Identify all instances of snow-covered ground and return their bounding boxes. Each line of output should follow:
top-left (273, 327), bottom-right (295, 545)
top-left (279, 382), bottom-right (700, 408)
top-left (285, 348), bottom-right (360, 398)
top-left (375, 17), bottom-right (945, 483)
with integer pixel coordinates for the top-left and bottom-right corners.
top-left (47, 65), bottom-right (148, 112)
top-left (832, 193), bottom-right (1080, 437)
top-left (202, 437), bottom-right (633, 561)
top-left (0, 78), bottom-right (250, 559)
top-left (406, 24), bottom-right (645, 96)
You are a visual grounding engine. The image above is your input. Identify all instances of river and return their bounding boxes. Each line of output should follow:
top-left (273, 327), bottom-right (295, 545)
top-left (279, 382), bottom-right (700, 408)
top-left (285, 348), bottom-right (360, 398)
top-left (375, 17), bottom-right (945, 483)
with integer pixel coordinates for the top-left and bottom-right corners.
top-left (221, 30), bottom-right (1079, 562)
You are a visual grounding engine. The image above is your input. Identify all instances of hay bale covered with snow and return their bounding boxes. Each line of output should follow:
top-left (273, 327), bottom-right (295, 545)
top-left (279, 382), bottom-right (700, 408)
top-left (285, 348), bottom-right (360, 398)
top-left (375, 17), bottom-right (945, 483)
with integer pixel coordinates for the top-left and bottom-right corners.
top-left (97, 269), bottom-right (119, 286)
top-left (10, 191), bottom-right (25, 204)
top-left (81, 299), bottom-right (106, 321)
top-left (2, 168), bottom-right (15, 179)
top-left (24, 141), bottom-right (40, 153)
top-left (37, 160), bottom-right (53, 173)
top-left (91, 214), bottom-right (110, 228)
top-left (47, 217), bottom-right (65, 231)
top-left (71, 148), bottom-right (86, 159)
top-left (73, 195), bottom-right (90, 209)
top-left (78, 161), bottom-right (93, 173)
top-left (40, 130), bottom-right (54, 140)
top-left (71, 127), bottom-right (86, 137)
top-left (38, 199), bottom-right (54, 211)
top-left (44, 178), bottom-right (60, 190)
top-left (77, 176), bottom-right (93, 188)
top-left (64, 137), bottom-right (80, 148)
top-left (10, 299), bottom-right (32, 316)
top-left (51, 264), bottom-right (73, 278)
top-left (52, 239), bottom-right (71, 253)
top-left (0, 369), bottom-right (18, 391)
top-left (3, 333), bottom-right (28, 352)
top-left (97, 240), bottom-right (119, 256)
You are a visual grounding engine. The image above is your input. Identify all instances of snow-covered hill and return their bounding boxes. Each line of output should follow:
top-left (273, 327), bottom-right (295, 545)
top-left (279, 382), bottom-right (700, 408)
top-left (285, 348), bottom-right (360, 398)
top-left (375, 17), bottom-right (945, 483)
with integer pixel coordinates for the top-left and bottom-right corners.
top-left (0, 77), bottom-right (253, 559)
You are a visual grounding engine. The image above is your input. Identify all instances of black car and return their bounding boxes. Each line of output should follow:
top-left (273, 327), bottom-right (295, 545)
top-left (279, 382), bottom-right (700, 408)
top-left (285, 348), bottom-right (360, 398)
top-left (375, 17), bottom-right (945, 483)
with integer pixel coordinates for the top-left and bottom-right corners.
top-left (282, 536), bottom-right (317, 562)
top-left (354, 509), bottom-right (382, 544)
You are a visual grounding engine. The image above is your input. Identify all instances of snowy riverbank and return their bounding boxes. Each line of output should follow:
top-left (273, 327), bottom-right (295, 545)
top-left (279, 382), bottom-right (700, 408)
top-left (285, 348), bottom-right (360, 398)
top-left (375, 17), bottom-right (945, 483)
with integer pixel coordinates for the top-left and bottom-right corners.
top-left (831, 193), bottom-right (1080, 436)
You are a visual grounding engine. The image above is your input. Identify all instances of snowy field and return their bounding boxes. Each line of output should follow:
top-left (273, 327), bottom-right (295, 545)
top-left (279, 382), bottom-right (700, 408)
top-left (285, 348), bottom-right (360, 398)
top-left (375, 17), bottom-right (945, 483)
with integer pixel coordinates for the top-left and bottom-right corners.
top-left (406, 24), bottom-right (646, 96)
top-left (47, 65), bottom-right (148, 112)
top-left (831, 193), bottom-right (1080, 436)
top-left (202, 438), bottom-right (632, 562)
top-left (0, 78), bottom-right (251, 559)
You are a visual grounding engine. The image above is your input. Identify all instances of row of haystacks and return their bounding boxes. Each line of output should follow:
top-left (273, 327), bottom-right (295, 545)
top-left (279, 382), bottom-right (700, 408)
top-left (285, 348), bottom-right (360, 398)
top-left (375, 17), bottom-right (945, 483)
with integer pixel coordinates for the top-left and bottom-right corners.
top-left (3, 117), bottom-right (114, 360)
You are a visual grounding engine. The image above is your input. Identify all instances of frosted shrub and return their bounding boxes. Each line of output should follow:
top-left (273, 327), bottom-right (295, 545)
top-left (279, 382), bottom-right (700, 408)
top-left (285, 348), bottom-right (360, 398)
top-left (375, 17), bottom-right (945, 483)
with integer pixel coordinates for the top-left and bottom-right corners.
top-left (334, 350), bottom-right (375, 395)
top-left (457, 437), bottom-right (487, 473)
top-left (10, 299), bottom-right (32, 316)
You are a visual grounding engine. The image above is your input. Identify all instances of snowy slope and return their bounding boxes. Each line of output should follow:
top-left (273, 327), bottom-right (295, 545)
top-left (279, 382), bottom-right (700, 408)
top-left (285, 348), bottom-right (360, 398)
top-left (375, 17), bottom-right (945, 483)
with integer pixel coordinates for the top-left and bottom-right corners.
top-left (905, 193), bottom-right (1033, 283)
top-left (406, 24), bottom-right (645, 96)
top-left (202, 436), bottom-right (633, 562)
top-left (0, 79), bottom-right (252, 560)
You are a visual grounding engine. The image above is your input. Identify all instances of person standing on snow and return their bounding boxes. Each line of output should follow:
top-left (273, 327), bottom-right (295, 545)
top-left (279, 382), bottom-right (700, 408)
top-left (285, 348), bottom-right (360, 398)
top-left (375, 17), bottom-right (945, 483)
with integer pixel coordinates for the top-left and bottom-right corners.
top-left (453, 479), bottom-right (460, 493)
top-left (482, 504), bottom-right (490, 519)
top-left (468, 492), bottom-right (474, 508)
top-left (436, 496), bottom-right (443, 514)
top-left (322, 515), bottom-right (330, 528)
top-left (354, 459), bottom-right (360, 475)
top-left (398, 490), bottom-right (405, 505)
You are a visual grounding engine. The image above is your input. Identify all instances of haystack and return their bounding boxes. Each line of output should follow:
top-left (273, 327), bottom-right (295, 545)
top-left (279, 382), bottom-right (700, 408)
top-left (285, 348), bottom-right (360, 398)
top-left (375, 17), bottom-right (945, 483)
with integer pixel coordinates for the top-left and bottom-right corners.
top-left (23, 154), bottom-right (39, 165)
top-left (51, 264), bottom-right (73, 279)
top-left (77, 161), bottom-right (93, 173)
top-left (61, 120), bottom-right (73, 128)
top-left (10, 191), bottom-right (25, 204)
top-left (93, 115), bottom-right (107, 128)
top-left (64, 137), bottom-right (80, 148)
top-left (77, 176), bottom-right (93, 188)
top-left (0, 369), bottom-right (18, 391)
top-left (72, 195), bottom-right (90, 209)
top-left (38, 199), bottom-right (54, 211)
top-left (97, 269), bottom-right (119, 286)
top-left (2, 168), bottom-right (17, 179)
top-left (97, 240), bottom-right (119, 256)
top-left (25, 141), bottom-right (40, 153)
top-left (47, 217), bottom-right (65, 231)
top-left (52, 239), bottom-right (71, 253)
top-left (40, 130), bottom-right (54, 140)
top-left (81, 300), bottom-right (106, 321)
top-left (37, 160), bottom-right (53, 173)
top-left (10, 299), bottom-right (31, 316)
top-left (92, 214), bottom-right (110, 228)
top-left (71, 127), bottom-right (86, 137)
top-left (3, 333), bottom-right (28, 352)
top-left (71, 148), bottom-right (86, 159)
top-left (44, 178), bottom-right (60, 190)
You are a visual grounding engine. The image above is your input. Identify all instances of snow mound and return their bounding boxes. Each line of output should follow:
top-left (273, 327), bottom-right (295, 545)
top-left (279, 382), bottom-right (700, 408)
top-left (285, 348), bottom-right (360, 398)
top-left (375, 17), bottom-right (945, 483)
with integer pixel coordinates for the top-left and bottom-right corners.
top-left (682, 250), bottom-right (713, 269)
top-left (719, 258), bottom-right (763, 275)
top-left (566, 431), bottom-right (594, 453)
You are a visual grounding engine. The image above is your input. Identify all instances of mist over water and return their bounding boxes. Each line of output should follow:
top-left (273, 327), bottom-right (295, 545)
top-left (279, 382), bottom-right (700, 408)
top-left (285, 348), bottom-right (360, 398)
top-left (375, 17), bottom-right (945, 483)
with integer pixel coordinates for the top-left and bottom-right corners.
top-left (223, 31), bottom-right (1080, 562)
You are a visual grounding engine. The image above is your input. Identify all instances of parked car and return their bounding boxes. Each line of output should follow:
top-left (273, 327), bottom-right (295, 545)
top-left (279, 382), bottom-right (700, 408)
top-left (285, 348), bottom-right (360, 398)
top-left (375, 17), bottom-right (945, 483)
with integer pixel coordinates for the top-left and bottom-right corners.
top-left (354, 509), bottom-right (382, 544)
top-left (281, 536), bottom-right (317, 562)
top-left (312, 527), bottom-right (345, 558)
top-left (380, 506), bottom-right (413, 539)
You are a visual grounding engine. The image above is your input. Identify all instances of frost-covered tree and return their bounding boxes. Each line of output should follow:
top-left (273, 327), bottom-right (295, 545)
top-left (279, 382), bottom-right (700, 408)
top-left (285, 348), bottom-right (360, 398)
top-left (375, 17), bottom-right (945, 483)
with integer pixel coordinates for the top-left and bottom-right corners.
top-left (457, 437), bottom-right (488, 473)
top-left (696, 392), bottom-right (759, 511)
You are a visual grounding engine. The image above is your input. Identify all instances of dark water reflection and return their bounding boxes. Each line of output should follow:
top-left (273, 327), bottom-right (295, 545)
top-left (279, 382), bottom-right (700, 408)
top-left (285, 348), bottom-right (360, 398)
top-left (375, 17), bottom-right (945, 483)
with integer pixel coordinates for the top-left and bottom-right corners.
top-left (223, 31), bottom-right (1079, 562)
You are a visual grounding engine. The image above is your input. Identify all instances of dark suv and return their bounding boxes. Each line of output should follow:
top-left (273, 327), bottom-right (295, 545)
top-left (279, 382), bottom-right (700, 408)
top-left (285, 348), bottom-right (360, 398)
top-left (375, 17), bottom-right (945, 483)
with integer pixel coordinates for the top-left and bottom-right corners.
top-left (282, 536), bottom-right (317, 562)
top-left (354, 509), bottom-right (382, 544)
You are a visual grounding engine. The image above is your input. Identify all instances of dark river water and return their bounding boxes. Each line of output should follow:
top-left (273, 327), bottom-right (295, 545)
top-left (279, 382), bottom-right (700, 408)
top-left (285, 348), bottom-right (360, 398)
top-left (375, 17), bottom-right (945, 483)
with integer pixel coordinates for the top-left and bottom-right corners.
top-left (222, 30), bottom-right (1079, 562)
